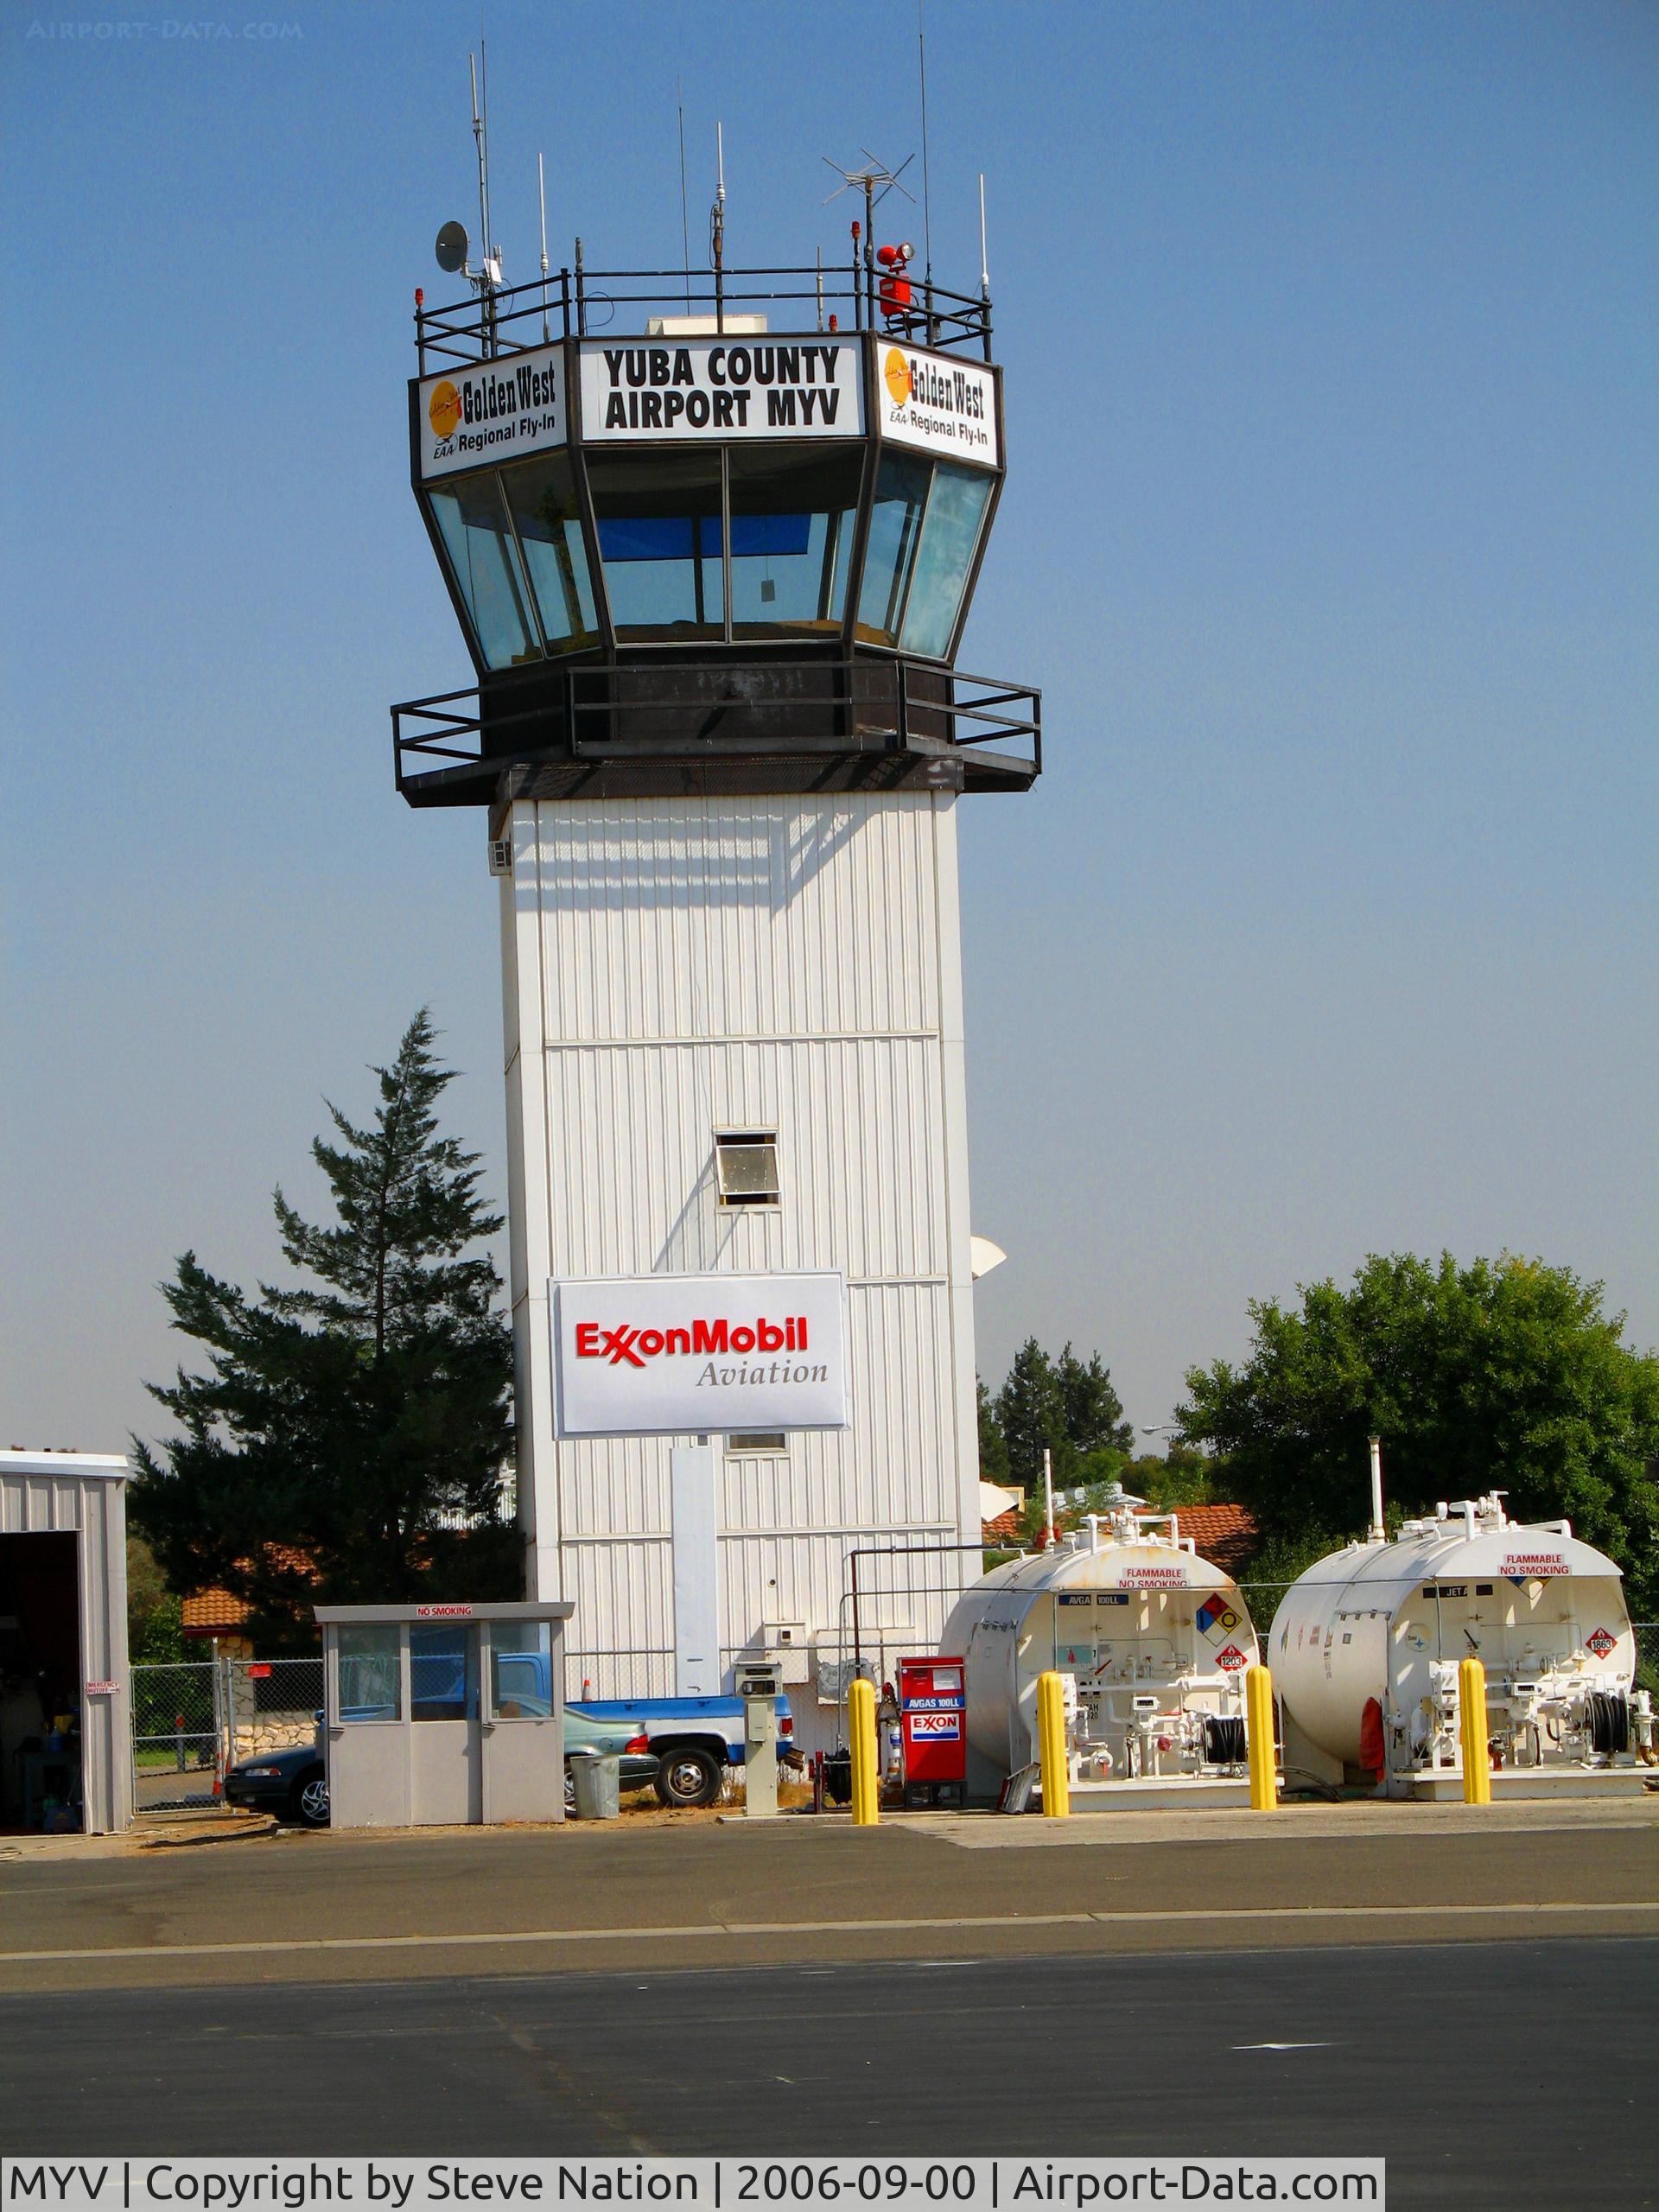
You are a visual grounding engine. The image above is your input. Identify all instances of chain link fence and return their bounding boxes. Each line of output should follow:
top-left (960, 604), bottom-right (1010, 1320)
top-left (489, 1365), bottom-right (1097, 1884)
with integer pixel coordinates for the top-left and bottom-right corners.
top-left (131, 1655), bottom-right (324, 1813)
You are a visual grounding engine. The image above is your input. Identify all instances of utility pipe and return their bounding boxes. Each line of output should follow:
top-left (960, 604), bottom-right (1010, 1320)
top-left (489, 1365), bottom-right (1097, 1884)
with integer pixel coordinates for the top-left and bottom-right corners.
top-left (1369, 1434), bottom-right (1385, 1544)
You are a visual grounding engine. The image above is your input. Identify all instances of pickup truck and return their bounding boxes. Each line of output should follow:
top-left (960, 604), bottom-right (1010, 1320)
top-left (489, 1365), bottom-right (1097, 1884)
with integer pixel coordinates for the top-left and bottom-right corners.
top-left (578, 1694), bottom-right (799, 1807)
top-left (404, 1642), bottom-right (798, 1808)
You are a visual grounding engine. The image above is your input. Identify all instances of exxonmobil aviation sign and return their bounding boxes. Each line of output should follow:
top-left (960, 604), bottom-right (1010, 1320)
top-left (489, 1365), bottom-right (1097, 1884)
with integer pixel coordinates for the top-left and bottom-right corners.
top-left (551, 1271), bottom-right (850, 1438)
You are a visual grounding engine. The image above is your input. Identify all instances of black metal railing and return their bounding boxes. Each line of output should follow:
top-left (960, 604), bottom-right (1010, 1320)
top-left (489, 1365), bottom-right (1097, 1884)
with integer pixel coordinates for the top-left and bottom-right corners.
top-left (391, 660), bottom-right (1039, 792)
top-left (415, 261), bottom-right (993, 372)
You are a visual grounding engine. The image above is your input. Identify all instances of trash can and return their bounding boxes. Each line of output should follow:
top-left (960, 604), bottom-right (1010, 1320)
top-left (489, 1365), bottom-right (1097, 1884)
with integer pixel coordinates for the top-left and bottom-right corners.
top-left (569, 1752), bottom-right (621, 1821)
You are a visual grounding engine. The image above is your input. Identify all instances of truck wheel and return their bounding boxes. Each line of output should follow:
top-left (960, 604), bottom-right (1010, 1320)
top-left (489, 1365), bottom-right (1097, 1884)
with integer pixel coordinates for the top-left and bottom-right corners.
top-left (292, 1770), bottom-right (330, 1828)
top-left (654, 1746), bottom-right (724, 1808)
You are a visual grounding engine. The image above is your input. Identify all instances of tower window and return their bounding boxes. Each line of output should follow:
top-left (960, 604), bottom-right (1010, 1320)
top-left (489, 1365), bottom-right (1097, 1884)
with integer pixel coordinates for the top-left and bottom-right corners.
top-left (726, 1432), bottom-right (787, 1456)
top-left (715, 1129), bottom-right (779, 1206)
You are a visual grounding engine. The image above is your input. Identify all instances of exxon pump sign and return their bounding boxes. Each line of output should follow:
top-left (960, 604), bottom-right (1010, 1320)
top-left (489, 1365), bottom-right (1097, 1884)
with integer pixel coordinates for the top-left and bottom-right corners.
top-left (551, 1272), bottom-right (850, 1437)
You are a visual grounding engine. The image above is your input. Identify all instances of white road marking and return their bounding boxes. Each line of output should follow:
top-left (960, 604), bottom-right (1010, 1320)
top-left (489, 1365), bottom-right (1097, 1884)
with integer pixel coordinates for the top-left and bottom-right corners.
top-left (1, 1898), bottom-right (1656, 1966)
top-left (1233, 2041), bottom-right (1336, 2051)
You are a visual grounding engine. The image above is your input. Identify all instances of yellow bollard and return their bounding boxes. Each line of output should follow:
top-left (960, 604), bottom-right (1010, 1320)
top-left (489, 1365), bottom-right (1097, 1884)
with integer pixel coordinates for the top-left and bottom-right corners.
top-left (1459, 1656), bottom-right (1491, 1805)
top-left (849, 1675), bottom-right (880, 1826)
top-left (1245, 1663), bottom-right (1278, 1811)
top-left (1036, 1669), bottom-right (1070, 1818)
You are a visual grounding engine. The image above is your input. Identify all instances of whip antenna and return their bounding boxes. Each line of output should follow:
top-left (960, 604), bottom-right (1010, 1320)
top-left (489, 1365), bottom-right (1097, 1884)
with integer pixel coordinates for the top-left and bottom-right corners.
top-left (918, 0), bottom-right (933, 289)
top-left (677, 80), bottom-right (691, 310)
top-left (538, 150), bottom-right (550, 340)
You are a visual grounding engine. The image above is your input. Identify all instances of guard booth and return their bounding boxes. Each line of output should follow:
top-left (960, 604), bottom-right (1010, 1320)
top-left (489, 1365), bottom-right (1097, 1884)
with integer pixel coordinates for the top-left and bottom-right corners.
top-left (316, 1600), bottom-right (574, 1827)
top-left (0, 1450), bottom-right (131, 1837)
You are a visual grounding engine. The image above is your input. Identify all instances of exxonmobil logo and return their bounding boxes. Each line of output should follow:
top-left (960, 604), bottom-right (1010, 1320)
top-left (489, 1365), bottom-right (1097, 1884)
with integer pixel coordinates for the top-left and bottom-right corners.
top-left (575, 1314), bottom-right (810, 1367)
top-left (552, 1270), bottom-right (851, 1438)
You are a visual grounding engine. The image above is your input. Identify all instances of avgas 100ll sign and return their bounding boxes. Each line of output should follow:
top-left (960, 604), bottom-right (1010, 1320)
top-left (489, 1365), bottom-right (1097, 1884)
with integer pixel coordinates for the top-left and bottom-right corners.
top-left (551, 1272), bottom-right (851, 1437)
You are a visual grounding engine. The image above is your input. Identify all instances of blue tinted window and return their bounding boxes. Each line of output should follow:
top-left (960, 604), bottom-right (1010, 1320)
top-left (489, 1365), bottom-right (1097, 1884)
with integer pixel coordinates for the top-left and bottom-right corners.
top-left (426, 477), bottom-right (540, 670)
top-left (588, 452), bottom-right (723, 639)
top-left (855, 450), bottom-right (931, 646)
top-left (499, 455), bottom-right (598, 652)
top-left (899, 463), bottom-right (993, 660)
top-left (729, 443), bottom-right (863, 638)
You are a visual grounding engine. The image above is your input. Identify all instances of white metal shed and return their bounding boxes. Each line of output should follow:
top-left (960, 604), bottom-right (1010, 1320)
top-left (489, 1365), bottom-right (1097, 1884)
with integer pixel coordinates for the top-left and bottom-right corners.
top-left (0, 1449), bottom-right (131, 1834)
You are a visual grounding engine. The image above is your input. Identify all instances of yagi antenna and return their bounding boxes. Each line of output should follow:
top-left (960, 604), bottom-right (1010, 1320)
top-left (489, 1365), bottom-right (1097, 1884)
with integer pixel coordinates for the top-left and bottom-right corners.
top-left (822, 151), bottom-right (914, 297)
top-left (820, 149), bottom-right (915, 212)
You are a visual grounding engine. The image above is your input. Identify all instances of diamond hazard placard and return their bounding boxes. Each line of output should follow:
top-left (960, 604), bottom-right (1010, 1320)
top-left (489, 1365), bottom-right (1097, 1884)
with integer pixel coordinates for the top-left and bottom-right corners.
top-left (1215, 1644), bottom-right (1249, 1672)
top-left (1585, 1626), bottom-right (1617, 1658)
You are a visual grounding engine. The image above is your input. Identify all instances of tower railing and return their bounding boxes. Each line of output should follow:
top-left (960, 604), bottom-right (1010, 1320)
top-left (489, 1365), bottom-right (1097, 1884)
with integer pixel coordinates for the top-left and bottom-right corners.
top-left (415, 262), bottom-right (994, 372)
top-left (391, 660), bottom-right (1039, 795)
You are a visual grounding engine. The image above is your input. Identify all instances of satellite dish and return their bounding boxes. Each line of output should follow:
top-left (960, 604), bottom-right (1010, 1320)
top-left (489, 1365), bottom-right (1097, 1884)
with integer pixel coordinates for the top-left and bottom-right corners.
top-left (969, 1236), bottom-right (1007, 1281)
top-left (435, 220), bottom-right (469, 275)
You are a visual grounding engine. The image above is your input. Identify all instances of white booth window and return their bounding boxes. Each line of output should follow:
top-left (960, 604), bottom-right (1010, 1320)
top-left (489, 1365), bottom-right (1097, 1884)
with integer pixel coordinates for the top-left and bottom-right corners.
top-left (491, 1619), bottom-right (554, 1718)
top-left (410, 1621), bottom-right (479, 1722)
top-left (338, 1624), bottom-right (401, 1721)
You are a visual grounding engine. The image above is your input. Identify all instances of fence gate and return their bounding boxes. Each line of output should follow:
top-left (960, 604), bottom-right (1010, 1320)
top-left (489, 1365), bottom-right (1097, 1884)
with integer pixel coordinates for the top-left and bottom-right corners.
top-left (130, 1655), bottom-right (326, 1814)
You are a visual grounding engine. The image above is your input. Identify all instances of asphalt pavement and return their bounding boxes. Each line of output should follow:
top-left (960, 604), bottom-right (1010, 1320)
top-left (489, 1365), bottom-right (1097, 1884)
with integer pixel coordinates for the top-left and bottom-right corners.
top-left (0, 1941), bottom-right (1652, 2207)
top-left (2, 1802), bottom-right (1655, 2207)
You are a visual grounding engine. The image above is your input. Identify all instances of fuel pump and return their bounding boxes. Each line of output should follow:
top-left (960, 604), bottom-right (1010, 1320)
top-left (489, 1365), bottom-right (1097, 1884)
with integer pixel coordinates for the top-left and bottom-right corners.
top-left (736, 1658), bottom-right (784, 1819)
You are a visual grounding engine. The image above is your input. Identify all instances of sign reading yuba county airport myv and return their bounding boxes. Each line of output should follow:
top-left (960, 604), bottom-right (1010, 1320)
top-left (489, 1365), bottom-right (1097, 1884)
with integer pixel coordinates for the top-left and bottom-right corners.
top-left (551, 1272), bottom-right (850, 1437)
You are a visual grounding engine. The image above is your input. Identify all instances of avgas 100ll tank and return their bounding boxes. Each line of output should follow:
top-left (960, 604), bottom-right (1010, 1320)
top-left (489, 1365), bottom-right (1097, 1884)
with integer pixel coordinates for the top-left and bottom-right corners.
top-left (940, 1495), bottom-right (1260, 1802)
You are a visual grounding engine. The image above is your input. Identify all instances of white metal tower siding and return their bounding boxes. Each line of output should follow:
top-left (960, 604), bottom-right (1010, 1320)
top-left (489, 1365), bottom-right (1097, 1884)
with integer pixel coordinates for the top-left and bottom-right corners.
top-left (499, 791), bottom-right (981, 1699)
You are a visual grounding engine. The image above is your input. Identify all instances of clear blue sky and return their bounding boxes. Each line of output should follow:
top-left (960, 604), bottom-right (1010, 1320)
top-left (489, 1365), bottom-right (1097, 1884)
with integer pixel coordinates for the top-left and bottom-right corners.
top-left (3, 1), bottom-right (1655, 1457)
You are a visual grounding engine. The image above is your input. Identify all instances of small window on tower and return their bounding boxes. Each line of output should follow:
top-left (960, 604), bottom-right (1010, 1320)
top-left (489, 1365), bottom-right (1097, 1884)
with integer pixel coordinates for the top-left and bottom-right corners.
top-left (715, 1130), bottom-right (779, 1206)
top-left (727, 1433), bottom-right (788, 1456)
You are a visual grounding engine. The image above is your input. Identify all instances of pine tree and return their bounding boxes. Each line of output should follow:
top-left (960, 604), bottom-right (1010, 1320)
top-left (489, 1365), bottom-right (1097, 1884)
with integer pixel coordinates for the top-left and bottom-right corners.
top-left (994, 1338), bottom-right (1068, 1491)
top-left (132, 1012), bottom-right (518, 1642)
top-left (1055, 1343), bottom-right (1135, 1459)
top-left (976, 1376), bottom-right (1011, 1488)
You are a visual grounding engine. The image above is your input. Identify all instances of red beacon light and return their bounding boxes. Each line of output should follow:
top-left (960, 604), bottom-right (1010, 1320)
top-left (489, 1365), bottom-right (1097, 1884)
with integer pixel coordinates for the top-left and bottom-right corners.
top-left (876, 241), bottom-right (914, 329)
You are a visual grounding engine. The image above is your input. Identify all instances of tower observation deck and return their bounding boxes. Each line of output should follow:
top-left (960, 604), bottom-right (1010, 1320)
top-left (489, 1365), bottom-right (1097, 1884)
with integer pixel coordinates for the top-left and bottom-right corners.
top-left (393, 230), bottom-right (1042, 1730)
top-left (394, 255), bottom-right (1039, 808)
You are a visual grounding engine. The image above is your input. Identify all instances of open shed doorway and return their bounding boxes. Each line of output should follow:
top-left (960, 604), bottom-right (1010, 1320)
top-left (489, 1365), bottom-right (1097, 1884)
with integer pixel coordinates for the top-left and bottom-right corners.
top-left (0, 1532), bottom-right (84, 1833)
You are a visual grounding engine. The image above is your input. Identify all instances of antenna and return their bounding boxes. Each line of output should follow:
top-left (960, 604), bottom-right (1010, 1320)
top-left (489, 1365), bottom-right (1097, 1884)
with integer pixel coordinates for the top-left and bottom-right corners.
top-left (677, 80), bottom-right (691, 310)
top-left (538, 151), bottom-right (550, 341)
top-left (918, 0), bottom-right (933, 289)
top-left (710, 121), bottom-right (727, 327)
top-left (978, 170), bottom-right (989, 297)
top-left (823, 149), bottom-right (914, 308)
top-left (467, 48), bottom-right (500, 350)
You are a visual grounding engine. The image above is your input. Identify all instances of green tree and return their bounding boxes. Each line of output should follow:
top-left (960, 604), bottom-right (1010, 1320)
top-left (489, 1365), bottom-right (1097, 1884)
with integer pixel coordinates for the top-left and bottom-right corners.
top-left (994, 1338), bottom-right (1067, 1491)
top-left (132, 1012), bottom-right (518, 1643)
top-left (126, 1534), bottom-right (187, 1664)
top-left (976, 1376), bottom-right (1011, 1488)
top-left (1116, 1443), bottom-right (1217, 1513)
top-left (1056, 1344), bottom-right (1135, 1461)
top-left (1179, 1251), bottom-right (1659, 1616)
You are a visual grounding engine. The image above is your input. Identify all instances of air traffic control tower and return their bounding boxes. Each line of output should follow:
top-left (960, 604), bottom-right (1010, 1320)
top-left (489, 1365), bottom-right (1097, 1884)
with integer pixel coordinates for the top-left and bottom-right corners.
top-left (393, 217), bottom-right (1040, 1740)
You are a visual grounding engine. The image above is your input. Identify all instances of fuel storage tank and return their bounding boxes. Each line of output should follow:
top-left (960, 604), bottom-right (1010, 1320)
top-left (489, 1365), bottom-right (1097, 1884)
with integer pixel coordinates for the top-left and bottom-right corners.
top-left (940, 1496), bottom-right (1261, 1802)
top-left (1272, 1493), bottom-right (1646, 1786)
